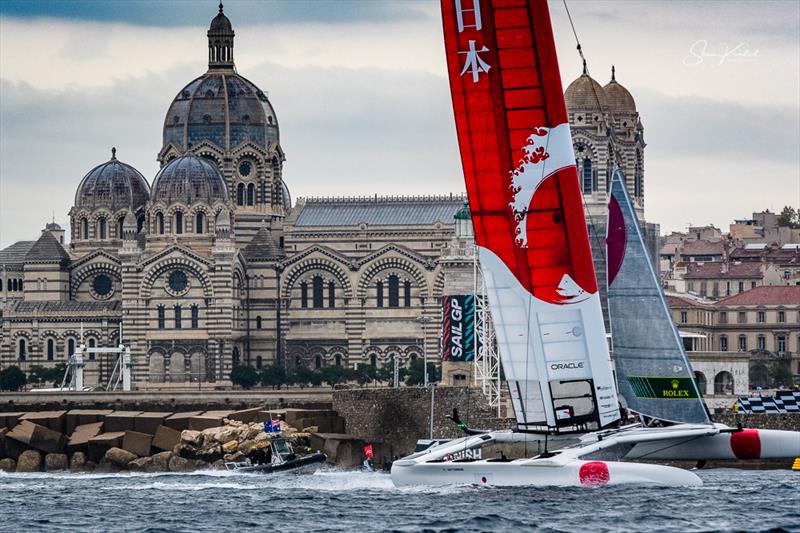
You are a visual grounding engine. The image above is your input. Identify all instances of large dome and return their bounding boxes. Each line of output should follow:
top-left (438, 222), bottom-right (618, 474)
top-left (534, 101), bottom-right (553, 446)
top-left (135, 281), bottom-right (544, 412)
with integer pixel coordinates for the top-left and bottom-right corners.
top-left (74, 148), bottom-right (150, 212)
top-left (151, 154), bottom-right (229, 205)
top-left (603, 67), bottom-right (636, 114)
top-left (564, 63), bottom-right (607, 112)
top-left (162, 73), bottom-right (279, 152)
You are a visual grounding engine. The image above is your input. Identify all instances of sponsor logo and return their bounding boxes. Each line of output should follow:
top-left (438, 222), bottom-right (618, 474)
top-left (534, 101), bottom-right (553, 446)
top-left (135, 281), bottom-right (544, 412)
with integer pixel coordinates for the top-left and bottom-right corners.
top-left (550, 361), bottom-right (584, 371)
top-left (628, 376), bottom-right (700, 400)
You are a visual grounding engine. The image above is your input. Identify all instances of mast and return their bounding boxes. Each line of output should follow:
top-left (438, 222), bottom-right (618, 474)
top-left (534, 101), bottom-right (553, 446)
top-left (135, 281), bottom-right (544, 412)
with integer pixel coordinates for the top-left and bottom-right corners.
top-left (440, 0), bottom-right (620, 432)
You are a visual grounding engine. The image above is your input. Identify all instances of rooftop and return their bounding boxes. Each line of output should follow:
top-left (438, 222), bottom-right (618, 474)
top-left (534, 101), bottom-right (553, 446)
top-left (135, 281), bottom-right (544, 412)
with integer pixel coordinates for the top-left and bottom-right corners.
top-left (680, 239), bottom-right (725, 256)
top-left (0, 241), bottom-right (36, 266)
top-left (9, 300), bottom-right (122, 315)
top-left (291, 195), bottom-right (466, 227)
top-left (683, 261), bottom-right (763, 280)
top-left (718, 286), bottom-right (800, 306)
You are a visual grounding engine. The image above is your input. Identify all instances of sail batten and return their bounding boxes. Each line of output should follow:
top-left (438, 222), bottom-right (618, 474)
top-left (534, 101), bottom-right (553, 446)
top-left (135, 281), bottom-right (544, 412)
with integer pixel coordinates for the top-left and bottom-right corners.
top-left (606, 169), bottom-right (710, 425)
top-left (441, 0), bottom-right (620, 432)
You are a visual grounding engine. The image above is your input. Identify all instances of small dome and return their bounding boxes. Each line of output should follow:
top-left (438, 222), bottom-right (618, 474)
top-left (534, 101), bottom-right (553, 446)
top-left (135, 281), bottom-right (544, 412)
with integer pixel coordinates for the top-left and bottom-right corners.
top-left (454, 200), bottom-right (471, 221)
top-left (603, 67), bottom-right (636, 114)
top-left (564, 62), bottom-right (607, 112)
top-left (151, 154), bottom-right (228, 205)
top-left (75, 148), bottom-right (150, 212)
top-left (45, 221), bottom-right (62, 231)
top-left (209, 12), bottom-right (233, 33)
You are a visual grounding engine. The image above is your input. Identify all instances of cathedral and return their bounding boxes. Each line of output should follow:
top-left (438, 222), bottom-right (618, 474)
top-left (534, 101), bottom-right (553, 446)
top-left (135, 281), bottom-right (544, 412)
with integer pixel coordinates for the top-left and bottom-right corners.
top-left (0, 6), bottom-right (650, 388)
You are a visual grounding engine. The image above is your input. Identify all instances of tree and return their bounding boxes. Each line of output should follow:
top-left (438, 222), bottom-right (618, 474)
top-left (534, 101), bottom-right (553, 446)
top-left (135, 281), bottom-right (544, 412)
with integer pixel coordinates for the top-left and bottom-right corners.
top-left (402, 359), bottom-right (441, 386)
top-left (769, 362), bottom-right (793, 388)
top-left (318, 365), bottom-right (347, 388)
top-left (28, 365), bottom-right (51, 385)
top-left (289, 365), bottom-right (315, 389)
top-left (260, 364), bottom-right (287, 389)
top-left (230, 364), bottom-right (259, 389)
top-left (351, 364), bottom-right (377, 386)
top-left (0, 366), bottom-right (27, 391)
top-left (777, 206), bottom-right (799, 229)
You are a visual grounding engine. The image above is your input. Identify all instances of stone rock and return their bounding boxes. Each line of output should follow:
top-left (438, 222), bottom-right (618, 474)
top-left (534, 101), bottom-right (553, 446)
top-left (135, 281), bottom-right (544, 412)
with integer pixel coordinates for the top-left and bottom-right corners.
top-left (174, 443), bottom-right (198, 459)
top-left (222, 440), bottom-right (239, 454)
top-left (254, 432), bottom-right (269, 442)
top-left (16, 450), bottom-right (42, 472)
top-left (94, 459), bottom-right (121, 474)
top-left (69, 451), bottom-right (88, 471)
top-left (104, 447), bottom-right (137, 467)
top-left (0, 458), bottom-right (17, 472)
top-left (149, 451), bottom-right (172, 473)
top-left (202, 426), bottom-right (236, 444)
top-left (84, 461), bottom-right (97, 472)
top-left (128, 457), bottom-right (150, 472)
top-left (237, 439), bottom-right (256, 454)
top-left (223, 451), bottom-right (245, 463)
top-left (302, 426), bottom-right (319, 434)
top-left (168, 455), bottom-right (192, 472)
top-left (211, 459), bottom-right (226, 470)
top-left (244, 425), bottom-right (262, 440)
top-left (44, 453), bottom-right (69, 471)
top-left (196, 444), bottom-right (222, 462)
top-left (180, 430), bottom-right (204, 447)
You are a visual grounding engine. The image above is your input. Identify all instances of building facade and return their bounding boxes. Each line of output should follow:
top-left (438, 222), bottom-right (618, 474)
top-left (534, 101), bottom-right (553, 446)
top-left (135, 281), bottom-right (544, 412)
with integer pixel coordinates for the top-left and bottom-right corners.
top-left (1, 6), bottom-right (654, 389)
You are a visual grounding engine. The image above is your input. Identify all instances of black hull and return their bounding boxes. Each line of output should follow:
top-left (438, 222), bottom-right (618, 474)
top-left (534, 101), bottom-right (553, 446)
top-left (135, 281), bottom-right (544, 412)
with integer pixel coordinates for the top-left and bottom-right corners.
top-left (226, 453), bottom-right (327, 474)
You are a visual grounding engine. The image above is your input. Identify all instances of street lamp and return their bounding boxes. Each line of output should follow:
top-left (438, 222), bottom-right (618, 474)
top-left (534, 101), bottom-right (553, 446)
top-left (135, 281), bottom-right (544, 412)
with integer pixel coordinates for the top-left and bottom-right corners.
top-left (415, 315), bottom-right (434, 386)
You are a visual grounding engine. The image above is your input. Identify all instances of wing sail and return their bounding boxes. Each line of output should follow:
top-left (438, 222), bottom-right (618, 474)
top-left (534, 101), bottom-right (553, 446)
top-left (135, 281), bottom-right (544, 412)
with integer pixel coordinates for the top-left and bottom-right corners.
top-left (606, 169), bottom-right (710, 425)
top-left (441, 0), bottom-right (620, 432)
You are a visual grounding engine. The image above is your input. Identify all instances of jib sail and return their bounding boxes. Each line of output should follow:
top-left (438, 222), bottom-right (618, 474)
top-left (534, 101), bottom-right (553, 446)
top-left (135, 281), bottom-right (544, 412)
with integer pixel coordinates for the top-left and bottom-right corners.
top-left (606, 169), bottom-right (710, 425)
top-left (440, 0), bottom-right (620, 432)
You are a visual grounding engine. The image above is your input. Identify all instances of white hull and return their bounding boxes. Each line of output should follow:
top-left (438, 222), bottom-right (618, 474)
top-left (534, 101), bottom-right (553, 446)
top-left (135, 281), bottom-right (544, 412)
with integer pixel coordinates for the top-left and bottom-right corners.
top-left (391, 457), bottom-right (700, 488)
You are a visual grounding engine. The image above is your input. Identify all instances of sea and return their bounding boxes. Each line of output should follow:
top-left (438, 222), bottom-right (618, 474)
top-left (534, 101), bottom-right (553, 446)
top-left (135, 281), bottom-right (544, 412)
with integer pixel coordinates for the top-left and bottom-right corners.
top-left (0, 468), bottom-right (797, 532)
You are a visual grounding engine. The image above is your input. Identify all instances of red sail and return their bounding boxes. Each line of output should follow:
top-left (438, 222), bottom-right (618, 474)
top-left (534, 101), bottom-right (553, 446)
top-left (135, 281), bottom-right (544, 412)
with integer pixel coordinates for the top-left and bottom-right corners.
top-left (441, 0), bottom-right (596, 304)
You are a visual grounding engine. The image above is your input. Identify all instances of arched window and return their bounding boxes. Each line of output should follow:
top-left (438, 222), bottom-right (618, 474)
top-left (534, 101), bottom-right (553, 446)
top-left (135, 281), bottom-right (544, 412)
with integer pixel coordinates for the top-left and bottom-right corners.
top-left (195, 212), bottom-right (204, 234)
top-left (714, 371), bottom-right (734, 395)
top-left (315, 354), bottom-right (321, 369)
top-left (191, 305), bottom-right (199, 329)
top-left (256, 316), bottom-right (262, 329)
top-left (67, 338), bottom-right (75, 358)
top-left (256, 356), bottom-right (263, 369)
top-left (174, 211), bottom-right (183, 234)
top-left (335, 353), bottom-right (342, 366)
top-left (237, 183), bottom-right (245, 206)
top-left (403, 280), bottom-right (412, 307)
top-left (81, 217), bottom-right (89, 240)
top-left (7, 279), bottom-right (12, 292)
top-left (233, 347), bottom-right (241, 366)
top-left (328, 281), bottom-right (335, 308)
top-left (47, 338), bottom-right (55, 361)
top-left (312, 276), bottom-right (324, 308)
top-left (18, 338), bottom-right (26, 361)
top-left (370, 353), bottom-right (377, 367)
top-left (88, 338), bottom-right (96, 360)
top-left (694, 371), bottom-right (707, 396)
top-left (174, 305), bottom-right (182, 329)
top-left (247, 183), bottom-right (255, 206)
top-left (376, 281), bottom-right (384, 308)
top-left (582, 158), bottom-right (592, 194)
top-left (117, 216), bottom-right (125, 238)
top-left (98, 218), bottom-right (107, 240)
top-left (388, 275), bottom-right (400, 308)
top-left (300, 282), bottom-right (309, 308)
top-left (157, 305), bottom-right (165, 329)
top-left (156, 212), bottom-right (165, 235)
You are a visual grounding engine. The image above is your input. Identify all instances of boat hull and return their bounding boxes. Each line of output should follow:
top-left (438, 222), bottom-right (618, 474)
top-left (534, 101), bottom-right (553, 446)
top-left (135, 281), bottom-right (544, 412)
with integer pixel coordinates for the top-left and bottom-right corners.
top-left (391, 459), bottom-right (701, 488)
top-left (626, 428), bottom-right (800, 461)
top-left (226, 453), bottom-right (327, 474)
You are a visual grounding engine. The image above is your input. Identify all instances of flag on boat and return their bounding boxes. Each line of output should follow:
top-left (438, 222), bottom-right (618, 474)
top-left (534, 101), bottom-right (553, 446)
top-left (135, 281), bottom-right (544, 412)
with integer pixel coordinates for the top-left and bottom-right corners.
top-left (440, 0), bottom-right (620, 432)
top-left (264, 420), bottom-right (281, 433)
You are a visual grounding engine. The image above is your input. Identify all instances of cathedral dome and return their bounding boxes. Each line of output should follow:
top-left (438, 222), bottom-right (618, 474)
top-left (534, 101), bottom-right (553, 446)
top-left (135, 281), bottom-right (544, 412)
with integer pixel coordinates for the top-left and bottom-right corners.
top-left (151, 154), bottom-right (229, 205)
top-left (74, 148), bottom-right (150, 212)
top-left (603, 66), bottom-right (636, 114)
top-left (161, 4), bottom-right (278, 153)
top-left (564, 62), bottom-right (607, 112)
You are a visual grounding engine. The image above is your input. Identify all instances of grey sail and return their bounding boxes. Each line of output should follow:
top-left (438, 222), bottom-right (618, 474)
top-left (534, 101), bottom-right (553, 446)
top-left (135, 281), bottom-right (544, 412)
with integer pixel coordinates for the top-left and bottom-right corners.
top-left (606, 169), bottom-right (709, 425)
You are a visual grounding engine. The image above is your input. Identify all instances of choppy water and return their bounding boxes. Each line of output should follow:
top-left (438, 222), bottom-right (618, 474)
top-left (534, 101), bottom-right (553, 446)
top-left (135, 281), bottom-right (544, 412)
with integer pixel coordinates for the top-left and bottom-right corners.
top-left (0, 468), bottom-right (798, 532)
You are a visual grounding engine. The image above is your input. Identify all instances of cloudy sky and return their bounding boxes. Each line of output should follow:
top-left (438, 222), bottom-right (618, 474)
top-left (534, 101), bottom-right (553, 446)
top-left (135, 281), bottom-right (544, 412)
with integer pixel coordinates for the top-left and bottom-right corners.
top-left (0, 0), bottom-right (798, 248)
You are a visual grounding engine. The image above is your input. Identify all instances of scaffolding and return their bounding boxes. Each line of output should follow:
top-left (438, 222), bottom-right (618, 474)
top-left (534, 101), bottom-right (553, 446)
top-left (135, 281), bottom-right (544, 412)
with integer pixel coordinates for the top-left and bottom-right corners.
top-left (60, 343), bottom-right (132, 392)
top-left (473, 249), bottom-right (502, 417)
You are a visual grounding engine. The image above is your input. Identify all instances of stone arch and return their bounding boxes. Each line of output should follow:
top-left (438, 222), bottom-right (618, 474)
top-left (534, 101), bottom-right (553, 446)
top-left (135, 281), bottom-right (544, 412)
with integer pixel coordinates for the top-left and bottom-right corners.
top-left (432, 270), bottom-right (447, 299)
top-left (357, 257), bottom-right (428, 299)
top-left (282, 258), bottom-right (353, 299)
top-left (140, 256), bottom-right (213, 299)
top-left (693, 371), bottom-right (707, 396)
top-left (713, 371), bottom-right (734, 395)
top-left (749, 363), bottom-right (770, 390)
top-left (70, 262), bottom-right (122, 297)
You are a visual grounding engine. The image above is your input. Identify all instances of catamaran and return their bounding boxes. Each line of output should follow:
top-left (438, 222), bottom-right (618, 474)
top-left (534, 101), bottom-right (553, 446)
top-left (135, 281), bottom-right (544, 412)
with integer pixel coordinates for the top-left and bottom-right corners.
top-left (390, 0), bottom-right (800, 488)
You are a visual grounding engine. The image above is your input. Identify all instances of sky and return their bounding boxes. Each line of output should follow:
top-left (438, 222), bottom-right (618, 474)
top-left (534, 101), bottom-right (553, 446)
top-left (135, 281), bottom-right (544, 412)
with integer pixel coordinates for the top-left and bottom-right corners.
top-left (0, 0), bottom-right (798, 248)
